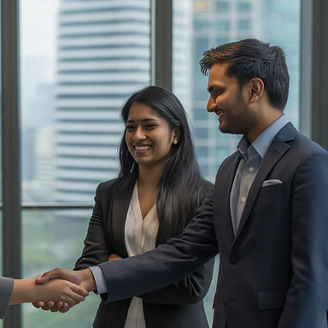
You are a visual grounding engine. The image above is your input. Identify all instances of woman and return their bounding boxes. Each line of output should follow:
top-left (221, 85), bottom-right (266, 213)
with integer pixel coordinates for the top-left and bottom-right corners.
top-left (0, 276), bottom-right (88, 319)
top-left (75, 86), bottom-right (214, 327)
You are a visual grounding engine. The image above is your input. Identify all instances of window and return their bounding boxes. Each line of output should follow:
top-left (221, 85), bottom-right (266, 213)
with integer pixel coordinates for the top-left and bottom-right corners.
top-left (19, 0), bottom-right (151, 326)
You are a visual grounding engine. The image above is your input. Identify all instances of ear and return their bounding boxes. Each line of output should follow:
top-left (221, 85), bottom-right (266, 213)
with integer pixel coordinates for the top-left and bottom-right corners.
top-left (172, 127), bottom-right (181, 144)
top-left (248, 78), bottom-right (264, 103)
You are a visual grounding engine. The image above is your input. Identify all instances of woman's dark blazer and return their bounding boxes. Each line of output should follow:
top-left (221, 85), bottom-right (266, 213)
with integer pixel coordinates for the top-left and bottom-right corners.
top-left (75, 173), bottom-right (214, 328)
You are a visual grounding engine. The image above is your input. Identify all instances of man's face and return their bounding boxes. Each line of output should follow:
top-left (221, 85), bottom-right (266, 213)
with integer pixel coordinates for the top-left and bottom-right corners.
top-left (206, 63), bottom-right (256, 136)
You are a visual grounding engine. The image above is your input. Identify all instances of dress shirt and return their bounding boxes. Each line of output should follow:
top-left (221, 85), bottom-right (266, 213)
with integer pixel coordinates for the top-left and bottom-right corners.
top-left (230, 115), bottom-right (289, 235)
top-left (124, 182), bottom-right (158, 328)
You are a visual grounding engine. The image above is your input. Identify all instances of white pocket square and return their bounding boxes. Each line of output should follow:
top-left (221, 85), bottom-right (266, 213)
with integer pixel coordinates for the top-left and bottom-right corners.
top-left (262, 179), bottom-right (283, 187)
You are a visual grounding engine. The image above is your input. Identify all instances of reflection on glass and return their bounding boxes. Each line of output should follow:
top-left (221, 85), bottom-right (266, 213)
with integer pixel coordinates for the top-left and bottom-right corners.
top-left (22, 209), bottom-right (98, 328)
top-left (173, 0), bottom-right (300, 324)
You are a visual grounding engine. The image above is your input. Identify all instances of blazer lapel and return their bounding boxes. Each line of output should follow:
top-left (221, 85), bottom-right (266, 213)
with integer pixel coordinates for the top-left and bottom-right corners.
top-left (215, 152), bottom-right (241, 244)
top-left (234, 123), bottom-right (296, 241)
top-left (111, 174), bottom-right (136, 257)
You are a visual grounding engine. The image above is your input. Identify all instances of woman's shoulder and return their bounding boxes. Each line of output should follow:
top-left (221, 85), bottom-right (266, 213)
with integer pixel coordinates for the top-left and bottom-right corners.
top-left (96, 174), bottom-right (136, 195)
top-left (200, 178), bottom-right (214, 192)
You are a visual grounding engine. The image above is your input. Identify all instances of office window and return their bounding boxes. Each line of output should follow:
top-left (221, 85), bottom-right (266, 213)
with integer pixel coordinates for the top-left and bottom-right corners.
top-left (238, 19), bottom-right (251, 31)
top-left (20, 0), bottom-right (151, 326)
top-left (238, 1), bottom-right (252, 12)
top-left (215, 1), bottom-right (230, 12)
top-left (21, 0), bottom-right (150, 205)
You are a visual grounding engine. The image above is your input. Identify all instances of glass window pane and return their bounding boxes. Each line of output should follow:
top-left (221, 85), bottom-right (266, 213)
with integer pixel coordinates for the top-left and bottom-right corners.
top-left (22, 209), bottom-right (98, 328)
top-left (173, 0), bottom-right (301, 324)
top-left (20, 1), bottom-right (151, 326)
top-left (20, 0), bottom-right (151, 204)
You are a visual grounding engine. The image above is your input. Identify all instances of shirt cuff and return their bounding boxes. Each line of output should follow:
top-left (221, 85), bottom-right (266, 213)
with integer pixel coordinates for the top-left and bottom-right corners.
top-left (89, 266), bottom-right (107, 295)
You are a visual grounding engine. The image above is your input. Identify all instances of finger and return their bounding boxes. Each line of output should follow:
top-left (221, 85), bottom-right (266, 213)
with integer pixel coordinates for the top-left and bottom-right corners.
top-left (36, 268), bottom-right (63, 284)
top-left (41, 301), bottom-right (54, 311)
top-left (70, 283), bottom-right (89, 297)
top-left (32, 301), bottom-right (44, 308)
top-left (66, 290), bottom-right (86, 304)
top-left (59, 302), bottom-right (70, 313)
top-left (49, 301), bottom-right (64, 312)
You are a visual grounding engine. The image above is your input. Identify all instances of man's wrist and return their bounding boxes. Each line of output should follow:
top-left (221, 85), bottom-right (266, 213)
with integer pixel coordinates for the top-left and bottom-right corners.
top-left (82, 268), bottom-right (96, 292)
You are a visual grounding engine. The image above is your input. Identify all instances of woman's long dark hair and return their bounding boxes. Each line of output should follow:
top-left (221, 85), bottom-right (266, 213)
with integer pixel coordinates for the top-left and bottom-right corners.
top-left (119, 86), bottom-right (206, 243)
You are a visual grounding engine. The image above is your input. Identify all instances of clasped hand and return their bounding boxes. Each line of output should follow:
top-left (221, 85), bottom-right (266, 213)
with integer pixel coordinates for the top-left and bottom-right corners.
top-left (33, 268), bottom-right (95, 313)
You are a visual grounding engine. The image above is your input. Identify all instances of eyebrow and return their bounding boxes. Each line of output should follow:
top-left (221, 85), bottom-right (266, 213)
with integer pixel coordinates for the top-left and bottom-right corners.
top-left (126, 118), bottom-right (158, 124)
top-left (207, 85), bottom-right (224, 94)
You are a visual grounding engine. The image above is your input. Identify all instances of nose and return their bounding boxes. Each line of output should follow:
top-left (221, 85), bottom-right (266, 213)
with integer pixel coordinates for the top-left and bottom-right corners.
top-left (207, 97), bottom-right (217, 113)
top-left (133, 126), bottom-right (146, 140)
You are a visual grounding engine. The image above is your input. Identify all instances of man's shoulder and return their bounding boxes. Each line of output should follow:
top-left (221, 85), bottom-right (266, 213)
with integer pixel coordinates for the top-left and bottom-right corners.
top-left (288, 129), bottom-right (328, 160)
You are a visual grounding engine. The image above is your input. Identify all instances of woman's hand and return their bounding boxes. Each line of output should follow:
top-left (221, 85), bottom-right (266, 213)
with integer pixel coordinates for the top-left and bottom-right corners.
top-left (11, 277), bottom-right (89, 311)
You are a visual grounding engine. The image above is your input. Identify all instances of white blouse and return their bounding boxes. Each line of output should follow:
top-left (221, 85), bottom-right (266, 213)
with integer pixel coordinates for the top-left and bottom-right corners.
top-left (124, 182), bottom-right (159, 328)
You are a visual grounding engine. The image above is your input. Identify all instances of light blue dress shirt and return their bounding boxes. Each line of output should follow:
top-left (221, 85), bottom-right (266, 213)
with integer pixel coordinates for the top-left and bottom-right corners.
top-left (230, 115), bottom-right (289, 235)
top-left (91, 114), bottom-right (290, 293)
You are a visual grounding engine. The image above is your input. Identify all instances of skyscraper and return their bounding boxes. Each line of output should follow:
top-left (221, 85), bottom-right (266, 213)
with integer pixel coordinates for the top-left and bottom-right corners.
top-left (55, 0), bottom-right (150, 202)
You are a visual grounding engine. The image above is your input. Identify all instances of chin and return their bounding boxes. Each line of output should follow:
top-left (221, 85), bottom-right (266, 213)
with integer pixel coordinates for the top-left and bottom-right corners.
top-left (218, 125), bottom-right (229, 133)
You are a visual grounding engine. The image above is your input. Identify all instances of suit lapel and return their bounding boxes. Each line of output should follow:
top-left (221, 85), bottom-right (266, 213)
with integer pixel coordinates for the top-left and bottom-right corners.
top-left (111, 174), bottom-right (136, 257)
top-left (234, 123), bottom-right (296, 241)
top-left (215, 152), bottom-right (241, 244)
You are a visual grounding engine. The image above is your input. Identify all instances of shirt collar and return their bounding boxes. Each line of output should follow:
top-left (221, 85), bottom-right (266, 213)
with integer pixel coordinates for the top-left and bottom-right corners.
top-left (237, 114), bottom-right (289, 159)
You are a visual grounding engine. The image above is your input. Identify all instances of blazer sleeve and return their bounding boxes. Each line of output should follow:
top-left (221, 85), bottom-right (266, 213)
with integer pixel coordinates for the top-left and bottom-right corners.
top-left (139, 258), bottom-right (214, 305)
top-left (0, 277), bottom-right (14, 319)
top-left (139, 182), bottom-right (215, 305)
top-left (75, 183), bottom-right (111, 269)
top-left (278, 151), bottom-right (328, 328)
top-left (98, 193), bottom-right (218, 303)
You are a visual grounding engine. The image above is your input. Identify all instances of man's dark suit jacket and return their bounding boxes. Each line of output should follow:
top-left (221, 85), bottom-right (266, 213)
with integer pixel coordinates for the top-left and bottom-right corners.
top-left (96, 123), bottom-right (328, 328)
top-left (75, 174), bottom-right (214, 328)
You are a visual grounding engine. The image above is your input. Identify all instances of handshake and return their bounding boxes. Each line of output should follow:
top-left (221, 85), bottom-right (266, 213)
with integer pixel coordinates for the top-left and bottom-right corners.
top-left (22, 268), bottom-right (96, 313)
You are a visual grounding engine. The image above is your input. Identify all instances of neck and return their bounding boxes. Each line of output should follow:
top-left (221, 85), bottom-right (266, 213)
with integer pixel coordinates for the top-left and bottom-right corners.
top-left (138, 164), bottom-right (165, 190)
top-left (246, 107), bottom-right (283, 143)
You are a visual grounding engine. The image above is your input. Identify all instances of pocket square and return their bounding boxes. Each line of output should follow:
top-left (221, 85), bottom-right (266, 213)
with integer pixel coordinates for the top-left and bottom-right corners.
top-left (262, 179), bottom-right (283, 187)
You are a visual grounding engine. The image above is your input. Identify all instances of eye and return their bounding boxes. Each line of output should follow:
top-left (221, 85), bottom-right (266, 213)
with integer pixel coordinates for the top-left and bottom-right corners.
top-left (125, 125), bottom-right (136, 131)
top-left (145, 124), bottom-right (157, 129)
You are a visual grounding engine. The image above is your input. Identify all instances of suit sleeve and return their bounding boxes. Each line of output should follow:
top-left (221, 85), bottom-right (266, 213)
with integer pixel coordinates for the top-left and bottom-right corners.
top-left (278, 152), bottom-right (328, 328)
top-left (75, 183), bottom-right (111, 270)
top-left (98, 194), bottom-right (218, 303)
top-left (0, 277), bottom-right (14, 319)
top-left (139, 182), bottom-right (215, 305)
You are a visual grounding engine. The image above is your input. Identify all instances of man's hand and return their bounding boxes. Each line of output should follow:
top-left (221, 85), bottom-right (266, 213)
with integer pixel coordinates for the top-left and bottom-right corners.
top-left (36, 268), bottom-right (96, 291)
top-left (34, 268), bottom-right (96, 312)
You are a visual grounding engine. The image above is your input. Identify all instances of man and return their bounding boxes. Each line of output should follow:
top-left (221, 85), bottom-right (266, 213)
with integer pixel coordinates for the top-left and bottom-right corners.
top-left (0, 276), bottom-right (88, 318)
top-left (38, 39), bottom-right (328, 328)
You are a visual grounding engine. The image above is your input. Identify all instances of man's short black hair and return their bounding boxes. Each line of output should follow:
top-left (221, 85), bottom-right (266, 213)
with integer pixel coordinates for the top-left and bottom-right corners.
top-left (200, 38), bottom-right (289, 110)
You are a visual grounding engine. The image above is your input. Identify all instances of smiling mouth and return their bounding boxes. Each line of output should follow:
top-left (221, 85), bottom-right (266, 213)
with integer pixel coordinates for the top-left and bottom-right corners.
top-left (215, 110), bottom-right (225, 118)
top-left (134, 145), bottom-right (152, 151)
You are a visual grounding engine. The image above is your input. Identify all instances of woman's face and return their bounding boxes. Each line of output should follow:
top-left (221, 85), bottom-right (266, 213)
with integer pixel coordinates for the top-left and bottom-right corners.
top-left (125, 102), bottom-right (178, 171)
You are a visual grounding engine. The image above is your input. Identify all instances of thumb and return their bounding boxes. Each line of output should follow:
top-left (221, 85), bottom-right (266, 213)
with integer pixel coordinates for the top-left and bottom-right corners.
top-left (35, 268), bottom-right (63, 285)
